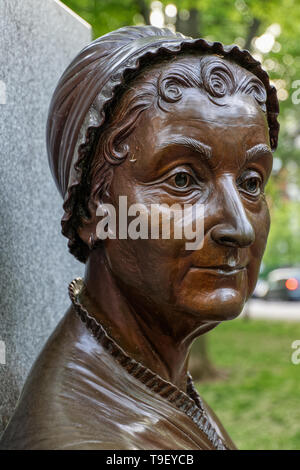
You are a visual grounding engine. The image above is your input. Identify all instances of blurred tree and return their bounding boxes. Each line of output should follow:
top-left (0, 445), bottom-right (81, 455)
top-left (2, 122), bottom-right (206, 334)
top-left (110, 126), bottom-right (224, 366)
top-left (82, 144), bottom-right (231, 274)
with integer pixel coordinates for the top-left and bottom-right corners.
top-left (263, 166), bottom-right (300, 274)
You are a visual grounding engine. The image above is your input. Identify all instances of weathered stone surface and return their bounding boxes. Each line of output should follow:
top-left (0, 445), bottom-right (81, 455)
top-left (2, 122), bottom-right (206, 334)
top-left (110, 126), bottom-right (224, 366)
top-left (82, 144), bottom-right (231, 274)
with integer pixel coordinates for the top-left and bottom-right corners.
top-left (0, 0), bottom-right (91, 434)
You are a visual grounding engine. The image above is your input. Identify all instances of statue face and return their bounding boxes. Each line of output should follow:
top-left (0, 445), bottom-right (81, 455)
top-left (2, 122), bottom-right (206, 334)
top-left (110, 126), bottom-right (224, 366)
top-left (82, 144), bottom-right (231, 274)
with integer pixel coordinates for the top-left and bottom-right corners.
top-left (100, 64), bottom-right (272, 323)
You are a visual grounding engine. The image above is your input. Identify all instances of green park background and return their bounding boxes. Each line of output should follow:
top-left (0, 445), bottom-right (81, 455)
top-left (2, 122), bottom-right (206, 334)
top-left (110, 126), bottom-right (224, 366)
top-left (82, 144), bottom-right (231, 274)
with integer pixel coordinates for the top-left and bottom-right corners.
top-left (62, 0), bottom-right (300, 450)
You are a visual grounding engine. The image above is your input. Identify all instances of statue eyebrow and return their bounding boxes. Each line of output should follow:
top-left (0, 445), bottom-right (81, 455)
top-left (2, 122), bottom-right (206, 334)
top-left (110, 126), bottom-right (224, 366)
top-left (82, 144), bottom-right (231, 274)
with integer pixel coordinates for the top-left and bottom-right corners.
top-left (245, 144), bottom-right (273, 162)
top-left (157, 136), bottom-right (212, 162)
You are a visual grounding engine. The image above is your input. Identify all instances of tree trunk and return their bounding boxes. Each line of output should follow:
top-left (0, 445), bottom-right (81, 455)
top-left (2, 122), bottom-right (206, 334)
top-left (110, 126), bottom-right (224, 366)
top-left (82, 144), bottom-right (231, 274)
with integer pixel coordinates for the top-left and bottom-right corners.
top-left (244, 17), bottom-right (261, 51)
top-left (176, 8), bottom-right (201, 37)
top-left (189, 335), bottom-right (227, 382)
top-left (136, 0), bottom-right (150, 25)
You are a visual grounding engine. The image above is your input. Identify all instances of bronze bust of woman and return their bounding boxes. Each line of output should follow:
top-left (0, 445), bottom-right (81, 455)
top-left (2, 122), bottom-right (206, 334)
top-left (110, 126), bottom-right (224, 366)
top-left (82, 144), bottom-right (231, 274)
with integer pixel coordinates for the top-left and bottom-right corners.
top-left (0, 26), bottom-right (279, 450)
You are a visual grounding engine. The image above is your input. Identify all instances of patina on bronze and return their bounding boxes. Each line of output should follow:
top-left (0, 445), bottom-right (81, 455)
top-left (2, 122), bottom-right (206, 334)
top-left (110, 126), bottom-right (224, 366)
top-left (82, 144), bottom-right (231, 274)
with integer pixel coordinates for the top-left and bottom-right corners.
top-left (0, 26), bottom-right (279, 450)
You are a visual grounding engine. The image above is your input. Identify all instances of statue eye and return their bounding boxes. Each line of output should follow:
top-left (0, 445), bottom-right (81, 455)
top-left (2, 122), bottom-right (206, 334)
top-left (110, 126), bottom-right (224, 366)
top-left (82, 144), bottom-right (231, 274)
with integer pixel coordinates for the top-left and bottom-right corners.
top-left (238, 173), bottom-right (262, 196)
top-left (174, 172), bottom-right (192, 188)
top-left (161, 168), bottom-right (201, 193)
top-left (245, 178), bottom-right (260, 193)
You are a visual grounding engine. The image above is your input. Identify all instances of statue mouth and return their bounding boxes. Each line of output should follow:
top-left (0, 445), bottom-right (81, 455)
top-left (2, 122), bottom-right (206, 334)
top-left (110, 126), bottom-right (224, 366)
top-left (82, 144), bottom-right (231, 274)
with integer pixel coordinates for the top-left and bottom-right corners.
top-left (191, 265), bottom-right (247, 275)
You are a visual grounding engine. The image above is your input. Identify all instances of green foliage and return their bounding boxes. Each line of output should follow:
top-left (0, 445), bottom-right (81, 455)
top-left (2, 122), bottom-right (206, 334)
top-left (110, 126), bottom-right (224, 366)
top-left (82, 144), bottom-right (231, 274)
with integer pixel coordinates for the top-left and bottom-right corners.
top-left (192, 319), bottom-right (300, 450)
top-left (263, 169), bottom-right (300, 273)
top-left (62, 0), bottom-right (141, 37)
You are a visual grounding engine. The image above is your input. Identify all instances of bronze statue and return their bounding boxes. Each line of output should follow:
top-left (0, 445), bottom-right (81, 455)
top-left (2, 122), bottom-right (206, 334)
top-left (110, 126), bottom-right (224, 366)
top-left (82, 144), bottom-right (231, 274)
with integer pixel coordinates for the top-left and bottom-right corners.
top-left (0, 26), bottom-right (279, 450)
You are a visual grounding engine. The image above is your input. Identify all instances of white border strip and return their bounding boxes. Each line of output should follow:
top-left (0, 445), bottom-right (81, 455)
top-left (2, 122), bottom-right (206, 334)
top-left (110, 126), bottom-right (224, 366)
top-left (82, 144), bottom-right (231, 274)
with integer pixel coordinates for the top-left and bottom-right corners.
top-left (54, 0), bottom-right (92, 30)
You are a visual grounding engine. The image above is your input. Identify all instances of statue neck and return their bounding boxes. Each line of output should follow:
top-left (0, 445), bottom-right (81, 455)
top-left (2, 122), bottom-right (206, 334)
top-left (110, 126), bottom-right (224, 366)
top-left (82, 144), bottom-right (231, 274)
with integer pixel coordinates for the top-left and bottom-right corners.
top-left (83, 249), bottom-right (217, 392)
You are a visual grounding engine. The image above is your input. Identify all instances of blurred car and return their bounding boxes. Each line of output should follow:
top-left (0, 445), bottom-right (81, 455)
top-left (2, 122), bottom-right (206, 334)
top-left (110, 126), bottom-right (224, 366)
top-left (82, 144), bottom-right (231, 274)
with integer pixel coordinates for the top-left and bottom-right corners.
top-left (252, 268), bottom-right (300, 301)
top-left (265, 267), bottom-right (300, 301)
top-left (252, 278), bottom-right (269, 299)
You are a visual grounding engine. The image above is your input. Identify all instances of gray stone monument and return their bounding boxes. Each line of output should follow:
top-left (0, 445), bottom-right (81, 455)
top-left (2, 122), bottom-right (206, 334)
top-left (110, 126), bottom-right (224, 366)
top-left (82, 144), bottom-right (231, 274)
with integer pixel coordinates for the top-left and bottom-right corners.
top-left (0, 0), bottom-right (91, 434)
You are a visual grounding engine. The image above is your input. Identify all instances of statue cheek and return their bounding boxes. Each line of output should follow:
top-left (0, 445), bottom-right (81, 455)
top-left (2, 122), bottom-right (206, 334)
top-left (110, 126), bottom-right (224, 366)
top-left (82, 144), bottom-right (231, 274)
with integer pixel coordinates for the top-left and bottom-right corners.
top-left (248, 202), bottom-right (270, 266)
top-left (259, 201), bottom-right (271, 245)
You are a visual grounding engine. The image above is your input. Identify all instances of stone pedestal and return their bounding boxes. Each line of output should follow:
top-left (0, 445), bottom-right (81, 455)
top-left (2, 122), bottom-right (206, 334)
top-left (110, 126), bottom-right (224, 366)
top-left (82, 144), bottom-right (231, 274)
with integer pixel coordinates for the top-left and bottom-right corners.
top-left (0, 0), bottom-right (91, 434)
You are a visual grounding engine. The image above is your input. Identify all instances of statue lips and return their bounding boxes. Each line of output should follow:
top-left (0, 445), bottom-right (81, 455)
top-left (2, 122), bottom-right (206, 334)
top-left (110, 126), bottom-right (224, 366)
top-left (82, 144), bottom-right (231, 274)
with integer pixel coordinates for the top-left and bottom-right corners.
top-left (191, 265), bottom-right (247, 276)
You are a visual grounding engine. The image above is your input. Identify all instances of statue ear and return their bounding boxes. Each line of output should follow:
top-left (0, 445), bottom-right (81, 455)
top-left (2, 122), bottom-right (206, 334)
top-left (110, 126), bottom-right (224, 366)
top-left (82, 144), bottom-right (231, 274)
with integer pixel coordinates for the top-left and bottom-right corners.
top-left (77, 198), bottom-right (103, 251)
top-left (77, 162), bottom-right (114, 252)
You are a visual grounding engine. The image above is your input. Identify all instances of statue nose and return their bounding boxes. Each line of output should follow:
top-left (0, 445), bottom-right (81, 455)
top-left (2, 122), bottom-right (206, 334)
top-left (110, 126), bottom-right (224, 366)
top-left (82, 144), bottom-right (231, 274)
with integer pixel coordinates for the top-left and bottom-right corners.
top-left (211, 222), bottom-right (255, 248)
top-left (210, 178), bottom-right (255, 248)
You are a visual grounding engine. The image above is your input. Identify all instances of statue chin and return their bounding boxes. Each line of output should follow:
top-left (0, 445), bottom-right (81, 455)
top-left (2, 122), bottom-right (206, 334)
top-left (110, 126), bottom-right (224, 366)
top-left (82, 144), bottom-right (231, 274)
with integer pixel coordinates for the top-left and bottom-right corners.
top-left (177, 268), bottom-right (249, 322)
top-left (178, 288), bottom-right (246, 322)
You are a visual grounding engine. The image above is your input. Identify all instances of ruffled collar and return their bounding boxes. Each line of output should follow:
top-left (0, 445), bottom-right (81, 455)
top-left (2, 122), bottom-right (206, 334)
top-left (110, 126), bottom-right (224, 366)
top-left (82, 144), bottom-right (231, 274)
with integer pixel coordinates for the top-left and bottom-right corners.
top-left (69, 277), bottom-right (227, 450)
